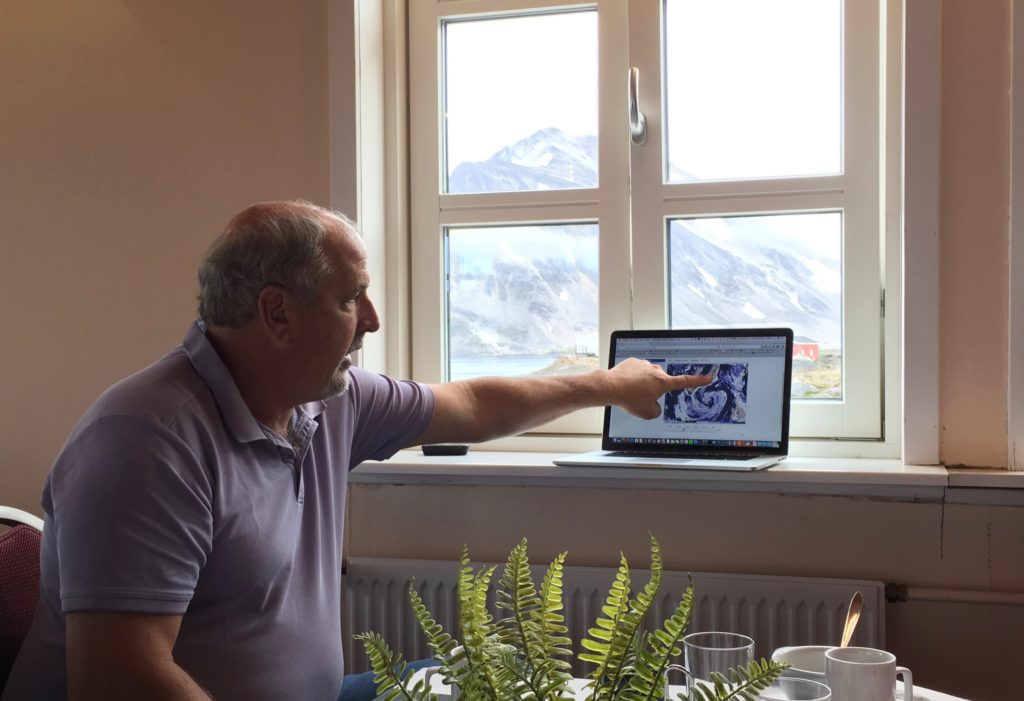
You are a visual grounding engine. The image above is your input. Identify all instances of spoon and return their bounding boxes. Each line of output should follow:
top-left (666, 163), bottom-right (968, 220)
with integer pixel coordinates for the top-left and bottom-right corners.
top-left (840, 590), bottom-right (863, 647)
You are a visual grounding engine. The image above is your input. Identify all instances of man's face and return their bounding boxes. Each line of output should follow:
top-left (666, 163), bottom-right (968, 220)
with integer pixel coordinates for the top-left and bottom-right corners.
top-left (292, 221), bottom-right (380, 400)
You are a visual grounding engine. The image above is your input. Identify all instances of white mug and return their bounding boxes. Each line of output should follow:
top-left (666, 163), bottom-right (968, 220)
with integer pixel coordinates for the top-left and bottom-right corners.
top-left (825, 647), bottom-right (912, 701)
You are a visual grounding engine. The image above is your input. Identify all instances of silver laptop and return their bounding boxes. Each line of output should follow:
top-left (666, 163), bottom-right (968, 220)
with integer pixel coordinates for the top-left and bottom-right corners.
top-left (554, 328), bottom-right (793, 471)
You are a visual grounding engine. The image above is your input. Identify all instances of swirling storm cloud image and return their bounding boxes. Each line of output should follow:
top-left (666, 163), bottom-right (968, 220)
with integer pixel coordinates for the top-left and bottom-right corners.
top-left (664, 363), bottom-right (748, 424)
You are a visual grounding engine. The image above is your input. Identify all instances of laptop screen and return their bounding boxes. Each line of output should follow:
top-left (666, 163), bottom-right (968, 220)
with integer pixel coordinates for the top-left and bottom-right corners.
top-left (603, 328), bottom-right (793, 455)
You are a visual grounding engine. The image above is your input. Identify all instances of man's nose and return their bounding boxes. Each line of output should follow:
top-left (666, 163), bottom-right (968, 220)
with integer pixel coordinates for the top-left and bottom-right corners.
top-left (360, 295), bottom-right (380, 333)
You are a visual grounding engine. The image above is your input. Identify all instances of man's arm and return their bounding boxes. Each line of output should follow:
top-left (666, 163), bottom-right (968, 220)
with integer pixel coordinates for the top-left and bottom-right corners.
top-left (66, 612), bottom-right (213, 701)
top-left (411, 357), bottom-right (711, 446)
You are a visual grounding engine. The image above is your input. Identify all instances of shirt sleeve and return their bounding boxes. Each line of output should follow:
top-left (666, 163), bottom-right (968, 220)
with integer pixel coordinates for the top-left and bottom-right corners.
top-left (346, 368), bottom-right (436, 465)
top-left (48, 414), bottom-right (214, 614)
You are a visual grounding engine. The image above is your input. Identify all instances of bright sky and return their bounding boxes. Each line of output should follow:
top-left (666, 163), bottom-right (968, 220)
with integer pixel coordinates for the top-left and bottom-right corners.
top-left (443, 0), bottom-right (841, 180)
top-left (664, 0), bottom-right (842, 180)
top-left (444, 11), bottom-right (598, 170)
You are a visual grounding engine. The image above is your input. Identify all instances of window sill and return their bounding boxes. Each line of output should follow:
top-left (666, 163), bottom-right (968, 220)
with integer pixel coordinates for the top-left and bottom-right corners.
top-left (350, 451), bottom-right (1024, 504)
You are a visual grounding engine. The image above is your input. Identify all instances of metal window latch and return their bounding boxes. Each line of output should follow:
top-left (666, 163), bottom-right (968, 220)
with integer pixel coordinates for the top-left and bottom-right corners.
top-left (628, 66), bottom-right (647, 145)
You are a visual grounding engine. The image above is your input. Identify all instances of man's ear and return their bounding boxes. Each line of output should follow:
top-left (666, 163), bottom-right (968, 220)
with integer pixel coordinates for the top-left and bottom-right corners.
top-left (256, 285), bottom-right (291, 342)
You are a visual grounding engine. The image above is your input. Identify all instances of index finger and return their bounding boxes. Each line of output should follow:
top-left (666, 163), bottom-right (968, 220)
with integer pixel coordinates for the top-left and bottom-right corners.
top-left (669, 373), bottom-right (712, 389)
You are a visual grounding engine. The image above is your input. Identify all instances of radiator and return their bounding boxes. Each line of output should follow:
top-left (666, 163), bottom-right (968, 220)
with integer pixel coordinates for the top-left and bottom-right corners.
top-left (342, 557), bottom-right (885, 675)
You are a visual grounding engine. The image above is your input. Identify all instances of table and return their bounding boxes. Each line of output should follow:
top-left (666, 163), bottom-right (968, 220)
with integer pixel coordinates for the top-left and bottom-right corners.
top-left (388, 669), bottom-right (969, 701)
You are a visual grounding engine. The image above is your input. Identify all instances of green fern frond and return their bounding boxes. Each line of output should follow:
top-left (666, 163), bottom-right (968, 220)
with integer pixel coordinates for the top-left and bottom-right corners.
top-left (682, 658), bottom-right (789, 701)
top-left (409, 581), bottom-right (457, 657)
top-left (538, 551), bottom-right (573, 674)
top-left (354, 632), bottom-right (436, 701)
top-left (493, 540), bottom-right (573, 700)
top-left (579, 552), bottom-right (634, 700)
top-left (407, 580), bottom-right (458, 688)
top-left (496, 540), bottom-right (542, 658)
top-left (454, 545), bottom-right (499, 700)
top-left (622, 578), bottom-right (695, 701)
top-left (583, 536), bottom-right (668, 701)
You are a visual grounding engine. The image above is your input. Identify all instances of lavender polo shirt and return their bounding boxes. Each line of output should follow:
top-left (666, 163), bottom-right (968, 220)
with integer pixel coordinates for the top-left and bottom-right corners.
top-left (2, 321), bottom-right (434, 701)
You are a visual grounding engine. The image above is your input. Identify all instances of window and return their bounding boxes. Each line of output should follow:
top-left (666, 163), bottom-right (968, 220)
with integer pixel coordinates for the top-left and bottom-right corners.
top-left (401, 0), bottom-right (896, 446)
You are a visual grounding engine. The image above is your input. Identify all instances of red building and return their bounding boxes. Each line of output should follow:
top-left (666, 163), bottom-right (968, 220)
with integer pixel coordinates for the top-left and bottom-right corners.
top-left (793, 336), bottom-right (819, 362)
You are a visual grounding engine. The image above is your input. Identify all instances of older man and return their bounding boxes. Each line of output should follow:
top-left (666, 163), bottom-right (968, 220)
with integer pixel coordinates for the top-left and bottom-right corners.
top-left (2, 201), bottom-right (709, 701)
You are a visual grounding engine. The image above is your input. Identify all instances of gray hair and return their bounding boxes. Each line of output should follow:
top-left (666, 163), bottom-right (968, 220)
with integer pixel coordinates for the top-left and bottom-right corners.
top-left (197, 202), bottom-right (354, 328)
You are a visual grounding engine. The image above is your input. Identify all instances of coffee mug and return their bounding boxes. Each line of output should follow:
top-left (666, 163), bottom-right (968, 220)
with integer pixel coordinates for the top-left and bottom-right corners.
top-left (825, 647), bottom-right (912, 701)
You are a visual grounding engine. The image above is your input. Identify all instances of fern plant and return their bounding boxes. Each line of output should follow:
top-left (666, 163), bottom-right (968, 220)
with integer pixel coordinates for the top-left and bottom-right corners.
top-left (355, 536), bottom-right (787, 701)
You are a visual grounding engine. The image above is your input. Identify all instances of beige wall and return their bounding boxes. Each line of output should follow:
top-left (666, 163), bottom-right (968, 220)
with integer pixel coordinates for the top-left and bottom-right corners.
top-left (0, 1), bottom-right (331, 512)
top-left (940, 0), bottom-right (1012, 468)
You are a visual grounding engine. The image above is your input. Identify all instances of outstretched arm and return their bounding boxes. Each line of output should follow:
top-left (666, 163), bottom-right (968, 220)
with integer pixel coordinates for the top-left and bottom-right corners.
top-left (409, 358), bottom-right (711, 446)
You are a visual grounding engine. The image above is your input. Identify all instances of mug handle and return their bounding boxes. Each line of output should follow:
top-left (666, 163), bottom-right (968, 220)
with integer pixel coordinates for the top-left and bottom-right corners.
top-left (664, 663), bottom-right (695, 699)
top-left (896, 666), bottom-right (913, 700)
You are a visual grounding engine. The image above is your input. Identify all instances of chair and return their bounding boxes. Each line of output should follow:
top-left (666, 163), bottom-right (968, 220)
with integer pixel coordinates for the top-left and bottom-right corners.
top-left (0, 507), bottom-right (43, 693)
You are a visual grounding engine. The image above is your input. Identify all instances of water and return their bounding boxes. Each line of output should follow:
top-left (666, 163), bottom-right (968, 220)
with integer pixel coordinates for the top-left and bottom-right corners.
top-left (449, 355), bottom-right (562, 381)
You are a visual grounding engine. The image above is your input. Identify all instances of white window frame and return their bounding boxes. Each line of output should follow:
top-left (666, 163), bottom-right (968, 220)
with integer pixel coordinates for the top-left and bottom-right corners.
top-left (343, 0), bottom-right (938, 461)
top-left (625, 0), bottom-right (881, 440)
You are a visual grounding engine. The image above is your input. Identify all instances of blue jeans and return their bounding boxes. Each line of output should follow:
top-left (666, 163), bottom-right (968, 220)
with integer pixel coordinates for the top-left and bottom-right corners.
top-left (338, 658), bottom-right (438, 701)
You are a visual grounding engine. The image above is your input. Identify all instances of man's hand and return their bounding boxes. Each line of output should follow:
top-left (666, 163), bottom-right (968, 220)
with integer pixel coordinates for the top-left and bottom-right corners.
top-left (605, 357), bottom-right (712, 419)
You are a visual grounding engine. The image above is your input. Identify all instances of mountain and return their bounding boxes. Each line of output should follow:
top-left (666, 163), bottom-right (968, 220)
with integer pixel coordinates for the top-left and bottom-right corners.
top-left (449, 243), bottom-right (599, 356)
top-left (668, 222), bottom-right (840, 347)
top-left (449, 127), bottom-right (597, 193)
top-left (446, 128), bottom-right (841, 357)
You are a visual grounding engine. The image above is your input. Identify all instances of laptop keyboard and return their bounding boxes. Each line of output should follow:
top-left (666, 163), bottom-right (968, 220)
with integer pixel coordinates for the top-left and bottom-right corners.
top-left (607, 451), bottom-right (761, 461)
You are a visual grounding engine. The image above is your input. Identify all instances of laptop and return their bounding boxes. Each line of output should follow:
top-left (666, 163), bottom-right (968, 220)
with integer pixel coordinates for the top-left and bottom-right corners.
top-left (554, 327), bottom-right (793, 471)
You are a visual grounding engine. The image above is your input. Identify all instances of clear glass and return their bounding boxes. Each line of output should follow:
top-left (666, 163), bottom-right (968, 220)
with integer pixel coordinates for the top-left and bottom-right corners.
top-left (443, 11), bottom-right (598, 194)
top-left (667, 213), bottom-right (842, 400)
top-left (683, 632), bottom-right (755, 687)
top-left (664, 0), bottom-right (842, 182)
top-left (758, 678), bottom-right (833, 701)
top-left (445, 224), bottom-right (599, 381)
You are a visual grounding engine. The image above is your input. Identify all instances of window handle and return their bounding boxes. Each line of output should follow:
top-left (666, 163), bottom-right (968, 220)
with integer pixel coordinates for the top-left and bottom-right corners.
top-left (628, 66), bottom-right (647, 145)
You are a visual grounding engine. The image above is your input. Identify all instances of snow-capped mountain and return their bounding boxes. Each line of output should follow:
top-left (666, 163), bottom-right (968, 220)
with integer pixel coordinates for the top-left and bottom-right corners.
top-left (449, 127), bottom-right (597, 193)
top-left (446, 128), bottom-right (841, 356)
top-left (668, 222), bottom-right (840, 347)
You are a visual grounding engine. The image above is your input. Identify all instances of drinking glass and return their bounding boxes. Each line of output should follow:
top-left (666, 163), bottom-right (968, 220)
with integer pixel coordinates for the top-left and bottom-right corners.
top-left (758, 677), bottom-right (832, 700)
top-left (683, 631), bottom-right (755, 689)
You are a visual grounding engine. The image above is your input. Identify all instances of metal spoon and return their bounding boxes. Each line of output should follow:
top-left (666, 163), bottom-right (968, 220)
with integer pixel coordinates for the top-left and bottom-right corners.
top-left (840, 590), bottom-right (864, 647)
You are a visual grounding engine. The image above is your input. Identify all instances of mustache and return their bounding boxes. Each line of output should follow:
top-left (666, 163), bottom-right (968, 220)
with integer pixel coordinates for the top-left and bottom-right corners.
top-left (347, 336), bottom-right (364, 354)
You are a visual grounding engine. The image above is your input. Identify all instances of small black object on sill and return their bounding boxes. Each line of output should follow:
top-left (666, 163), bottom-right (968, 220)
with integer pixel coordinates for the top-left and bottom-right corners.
top-left (421, 444), bottom-right (470, 456)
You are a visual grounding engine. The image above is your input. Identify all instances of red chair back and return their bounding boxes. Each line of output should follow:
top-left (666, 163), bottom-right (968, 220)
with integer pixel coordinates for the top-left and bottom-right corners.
top-left (0, 524), bottom-right (42, 691)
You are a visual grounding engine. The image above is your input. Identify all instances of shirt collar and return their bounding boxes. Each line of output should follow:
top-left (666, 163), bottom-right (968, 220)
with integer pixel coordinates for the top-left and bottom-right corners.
top-left (182, 319), bottom-right (269, 444)
top-left (182, 320), bottom-right (329, 443)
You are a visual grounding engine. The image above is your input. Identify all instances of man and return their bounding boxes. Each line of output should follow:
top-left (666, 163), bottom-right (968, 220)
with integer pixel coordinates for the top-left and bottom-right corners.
top-left (2, 201), bottom-right (710, 701)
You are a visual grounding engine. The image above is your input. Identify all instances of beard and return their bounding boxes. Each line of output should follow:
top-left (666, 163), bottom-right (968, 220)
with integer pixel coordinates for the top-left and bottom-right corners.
top-left (323, 364), bottom-right (352, 398)
top-left (320, 335), bottom-right (362, 399)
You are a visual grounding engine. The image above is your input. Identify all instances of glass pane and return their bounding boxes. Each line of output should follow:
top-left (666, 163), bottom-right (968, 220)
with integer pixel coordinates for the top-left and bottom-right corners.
top-left (446, 224), bottom-right (599, 380)
top-left (664, 0), bottom-right (842, 182)
top-left (443, 12), bottom-right (597, 194)
top-left (667, 213), bottom-right (842, 399)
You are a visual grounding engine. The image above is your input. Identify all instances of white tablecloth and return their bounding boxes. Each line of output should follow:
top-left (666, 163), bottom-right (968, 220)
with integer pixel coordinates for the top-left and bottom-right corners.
top-left (381, 669), bottom-right (969, 701)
